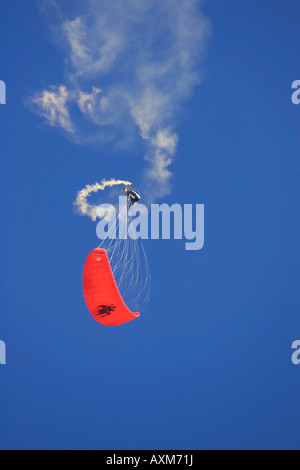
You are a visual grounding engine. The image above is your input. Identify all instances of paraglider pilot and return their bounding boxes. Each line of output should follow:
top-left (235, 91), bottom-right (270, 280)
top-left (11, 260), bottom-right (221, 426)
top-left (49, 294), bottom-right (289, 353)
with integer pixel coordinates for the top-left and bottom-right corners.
top-left (124, 187), bottom-right (141, 207)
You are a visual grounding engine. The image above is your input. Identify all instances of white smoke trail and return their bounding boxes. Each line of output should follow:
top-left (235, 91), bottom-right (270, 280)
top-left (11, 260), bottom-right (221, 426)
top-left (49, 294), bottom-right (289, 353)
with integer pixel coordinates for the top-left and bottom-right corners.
top-left (74, 178), bottom-right (132, 221)
top-left (32, 0), bottom-right (211, 200)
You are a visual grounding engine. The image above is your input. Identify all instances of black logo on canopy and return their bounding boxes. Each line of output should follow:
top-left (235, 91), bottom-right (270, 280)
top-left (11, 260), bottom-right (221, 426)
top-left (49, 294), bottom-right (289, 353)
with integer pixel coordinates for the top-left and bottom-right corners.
top-left (96, 305), bottom-right (117, 317)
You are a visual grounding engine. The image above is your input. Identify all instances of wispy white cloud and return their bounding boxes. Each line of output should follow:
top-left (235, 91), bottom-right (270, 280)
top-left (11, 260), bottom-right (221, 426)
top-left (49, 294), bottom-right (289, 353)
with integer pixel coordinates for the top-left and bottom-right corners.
top-left (62, 15), bottom-right (124, 78)
top-left (32, 0), bottom-right (211, 199)
top-left (32, 85), bottom-right (74, 133)
top-left (77, 87), bottom-right (113, 125)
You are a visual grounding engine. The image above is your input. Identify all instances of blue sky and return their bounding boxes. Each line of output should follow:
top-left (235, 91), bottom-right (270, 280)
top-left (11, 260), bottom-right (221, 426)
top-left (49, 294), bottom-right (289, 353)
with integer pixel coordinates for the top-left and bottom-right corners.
top-left (1, 0), bottom-right (300, 450)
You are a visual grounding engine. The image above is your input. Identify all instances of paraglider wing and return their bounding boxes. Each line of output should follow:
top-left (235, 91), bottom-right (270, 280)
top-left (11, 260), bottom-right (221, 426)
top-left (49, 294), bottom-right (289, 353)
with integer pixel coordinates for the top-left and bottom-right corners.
top-left (83, 248), bottom-right (140, 326)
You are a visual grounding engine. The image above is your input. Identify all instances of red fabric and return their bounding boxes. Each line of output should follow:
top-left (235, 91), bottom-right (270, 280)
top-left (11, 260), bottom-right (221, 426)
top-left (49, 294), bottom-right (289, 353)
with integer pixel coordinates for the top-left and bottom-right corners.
top-left (83, 248), bottom-right (140, 326)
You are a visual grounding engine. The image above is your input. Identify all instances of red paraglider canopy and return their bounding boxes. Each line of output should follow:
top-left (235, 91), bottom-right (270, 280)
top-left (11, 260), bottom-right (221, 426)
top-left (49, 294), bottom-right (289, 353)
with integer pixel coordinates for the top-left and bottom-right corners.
top-left (83, 248), bottom-right (140, 326)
